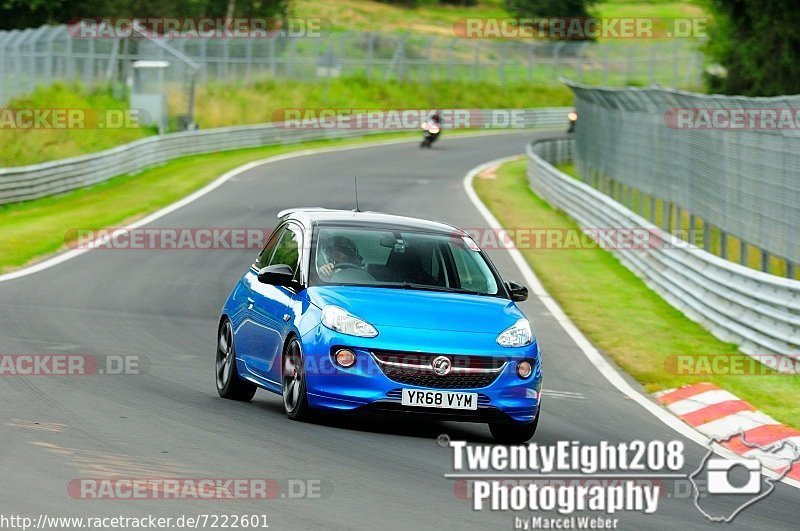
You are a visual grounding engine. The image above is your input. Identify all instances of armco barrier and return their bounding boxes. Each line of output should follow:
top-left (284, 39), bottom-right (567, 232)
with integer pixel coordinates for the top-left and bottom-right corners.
top-left (566, 81), bottom-right (800, 273)
top-left (0, 108), bottom-right (569, 205)
top-left (526, 137), bottom-right (800, 369)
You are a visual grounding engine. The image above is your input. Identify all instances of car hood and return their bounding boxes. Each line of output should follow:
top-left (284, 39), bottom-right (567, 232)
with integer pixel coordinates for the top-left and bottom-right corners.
top-left (305, 285), bottom-right (524, 334)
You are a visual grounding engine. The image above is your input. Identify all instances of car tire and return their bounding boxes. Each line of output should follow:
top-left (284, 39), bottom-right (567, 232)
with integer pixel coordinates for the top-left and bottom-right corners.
top-left (215, 318), bottom-right (257, 401)
top-left (489, 411), bottom-right (539, 444)
top-left (282, 337), bottom-right (311, 421)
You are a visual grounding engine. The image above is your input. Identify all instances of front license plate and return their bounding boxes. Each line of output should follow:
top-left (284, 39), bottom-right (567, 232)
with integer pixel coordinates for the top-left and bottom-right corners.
top-left (401, 389), bottom-right (478, 410)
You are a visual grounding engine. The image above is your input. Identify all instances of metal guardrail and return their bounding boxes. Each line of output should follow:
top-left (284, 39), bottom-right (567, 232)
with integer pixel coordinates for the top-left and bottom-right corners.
top-left (567, 81), bottom-right (800, 275)
top-left (0, 108), bottom-right (569, 205)
top-left (527, 137), bottom-right (800, 369)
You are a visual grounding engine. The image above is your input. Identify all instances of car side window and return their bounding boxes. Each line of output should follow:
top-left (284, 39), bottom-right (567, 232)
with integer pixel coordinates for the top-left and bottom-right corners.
top-left (255, 226), bottom-right (285, 270)
top-left (270, 225), bottom-right (301, 277)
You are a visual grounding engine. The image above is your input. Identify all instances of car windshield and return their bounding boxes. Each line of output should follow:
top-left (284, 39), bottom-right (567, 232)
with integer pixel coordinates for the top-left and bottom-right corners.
top-left (311, 226), bottom-right (500, 296)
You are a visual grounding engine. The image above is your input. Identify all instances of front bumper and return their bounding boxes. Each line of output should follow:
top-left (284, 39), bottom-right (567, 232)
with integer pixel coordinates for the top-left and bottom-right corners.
top-left (300, 324), bottom-right (542, 424)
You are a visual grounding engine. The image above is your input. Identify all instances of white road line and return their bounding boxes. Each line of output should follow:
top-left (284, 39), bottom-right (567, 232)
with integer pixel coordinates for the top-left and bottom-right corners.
top-left (461, 155), bottom-right (800, 489)
top-left (4, 137), bottom-right (797, 489)
top-left (543, 390), bottom-right (586, 400)
top-left (0, 130), bottom-right (523, 284)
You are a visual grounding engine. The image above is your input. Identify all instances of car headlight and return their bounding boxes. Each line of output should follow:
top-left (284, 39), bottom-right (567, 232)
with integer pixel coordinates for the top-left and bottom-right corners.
top-left (321, 305), bottom-right (378, 338)
top-left (496, 318), bottom-right (533, 347)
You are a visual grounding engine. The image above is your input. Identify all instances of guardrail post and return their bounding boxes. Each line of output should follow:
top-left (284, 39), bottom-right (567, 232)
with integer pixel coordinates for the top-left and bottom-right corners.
top-left (365, 33), bottom-right (374, 80)
top-left (288, 37), bottom-right (297, 78)
top-left (87, 37), bottom-right (96, 82)
top-left (527, 42), bottom-right (534, 81)
top-left (760, 250), bottom-right (770, 273)
top-left (739, 240), bottom-right (748, 265)
top-left (788, 261), bottom-right (796, 280)
top-left (552, 41), bottom-right (564, 81)
top-left (720, 230), bottom-right (728, 260)
top-left (703, 222), bottom-right (710, 252)
top-left (649, 196), bottom-right (656, 223)
top-left (498, 40), bottom-right (507, 86)
top-left (268, 37), bottom-right (276, 77)
top-left (688, 214), bottom-right (696, 244)
top-left (0, 36), bottom-right (5, 104)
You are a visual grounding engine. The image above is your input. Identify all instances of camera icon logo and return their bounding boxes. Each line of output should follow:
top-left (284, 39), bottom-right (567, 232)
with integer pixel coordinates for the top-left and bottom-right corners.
top-left (689, 431), bottom-right (800, 522)
top-left (706, 457), bottom-right (761, 495)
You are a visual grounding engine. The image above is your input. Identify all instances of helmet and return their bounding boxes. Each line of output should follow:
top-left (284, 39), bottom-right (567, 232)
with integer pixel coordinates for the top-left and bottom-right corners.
top-left (323, 235), bottom-right (360, 263)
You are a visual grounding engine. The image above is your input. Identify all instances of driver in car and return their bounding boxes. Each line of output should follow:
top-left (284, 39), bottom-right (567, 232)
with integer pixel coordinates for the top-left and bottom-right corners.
top-left (318, 235), bottom-right (364, 279)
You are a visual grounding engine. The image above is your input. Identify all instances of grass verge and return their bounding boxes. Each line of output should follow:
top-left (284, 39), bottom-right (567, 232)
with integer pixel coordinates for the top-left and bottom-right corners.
top-left (0, 83), bottom-right (152, 166)
top-left (293, 0), bottom-right (707, 35)
top-left (184, 77), bottom-right (573, 129)
top-left (474, 158), bottom-right (800, 428)
top-left (0, 132), bottom-right (416, 273)
top-left (1, 79), bottom-right (572, 166)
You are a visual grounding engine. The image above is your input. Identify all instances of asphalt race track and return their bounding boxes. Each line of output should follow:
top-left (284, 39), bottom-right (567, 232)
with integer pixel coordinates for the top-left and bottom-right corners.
top-left (0, 132), bottom-right (796, 529)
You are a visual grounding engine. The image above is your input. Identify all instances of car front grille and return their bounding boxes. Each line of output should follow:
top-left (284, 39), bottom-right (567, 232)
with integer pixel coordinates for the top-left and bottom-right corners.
top-left (371, 350), bottom-right (506, 390)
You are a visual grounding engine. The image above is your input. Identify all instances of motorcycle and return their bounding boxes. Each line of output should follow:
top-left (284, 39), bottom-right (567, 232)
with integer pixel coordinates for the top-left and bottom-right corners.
top-left (420, 120), bottom-right (441, 148)
top-left (567, 110), bottom-right (578, 133)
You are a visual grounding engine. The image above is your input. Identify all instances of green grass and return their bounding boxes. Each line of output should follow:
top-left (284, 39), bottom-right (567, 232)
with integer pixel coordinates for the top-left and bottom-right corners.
top-left (0, 132), bottom-right (416, 273)
top-left (474, 158), bottom-right (800, 429)
top-left (0, 78), bottom-right (572, 167)
top-left (294, 0), bottom-right (508, 35)
top-left (0, 83), bottom-right (152, 166)
top-left (293, 0), bottom-right (707, 35)
top-left (184, 77), bottom-right (574, 129)
top-left (596, 0), bottom-right (707, 19)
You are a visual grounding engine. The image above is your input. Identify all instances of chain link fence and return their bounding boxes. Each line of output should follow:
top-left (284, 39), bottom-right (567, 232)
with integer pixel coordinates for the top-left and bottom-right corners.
top-left (0, 24), bottom-right (704, 105)
top-left (527, 137), bottom-right (800, 365)
top-left (568, 81), bottom-right (800, 278)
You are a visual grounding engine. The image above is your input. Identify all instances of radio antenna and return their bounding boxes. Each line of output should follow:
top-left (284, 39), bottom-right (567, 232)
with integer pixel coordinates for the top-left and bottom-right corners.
top-left (354, 177), bottom-right (361, 212)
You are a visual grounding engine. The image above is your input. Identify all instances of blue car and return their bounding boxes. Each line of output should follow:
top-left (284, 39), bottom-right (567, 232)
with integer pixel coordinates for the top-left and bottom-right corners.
top-left (216, 208), bottom-right (542, 442)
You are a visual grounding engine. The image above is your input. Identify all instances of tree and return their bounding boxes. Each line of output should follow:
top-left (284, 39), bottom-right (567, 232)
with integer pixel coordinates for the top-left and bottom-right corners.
top-left (504, 0), bottom-right (597, 40)
top-left (705, 0), bottom-right (800, 96)
top-left (0, 0), bottom-right (293, 30)
top-left (504, 0), bottom-right (596, 19)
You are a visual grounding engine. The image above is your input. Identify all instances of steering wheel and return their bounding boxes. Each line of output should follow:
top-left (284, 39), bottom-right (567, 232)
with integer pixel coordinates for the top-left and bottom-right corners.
top-left (332, 263), bottom-right (360, 273)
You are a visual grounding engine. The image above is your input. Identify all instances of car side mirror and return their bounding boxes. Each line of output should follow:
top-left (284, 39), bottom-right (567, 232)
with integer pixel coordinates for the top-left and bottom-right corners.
top-left (257, 264), bottom-right (296, 287)
top-left (506, 281), bottom-right (528, 302)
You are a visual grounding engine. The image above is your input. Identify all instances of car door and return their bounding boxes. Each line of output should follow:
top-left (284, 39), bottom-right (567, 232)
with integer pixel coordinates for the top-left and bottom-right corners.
top-left (233, 225), bottom-right (283, 385)
top-left (243, 223), bottom-right (303, 383)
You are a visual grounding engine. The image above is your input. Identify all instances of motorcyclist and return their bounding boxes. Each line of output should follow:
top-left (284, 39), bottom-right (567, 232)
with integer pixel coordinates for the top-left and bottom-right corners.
top-left (420, 112), bottom-right (442, 148)
top-left (318, 235), bottom-right (363, 279)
